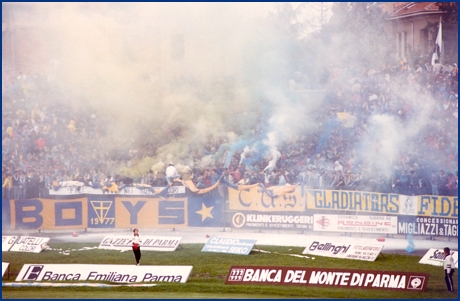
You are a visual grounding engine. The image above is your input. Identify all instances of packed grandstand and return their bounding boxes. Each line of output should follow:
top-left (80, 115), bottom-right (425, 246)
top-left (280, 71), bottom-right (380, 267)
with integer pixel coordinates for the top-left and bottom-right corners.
top-left (2, 58), bottom-right (458, 200)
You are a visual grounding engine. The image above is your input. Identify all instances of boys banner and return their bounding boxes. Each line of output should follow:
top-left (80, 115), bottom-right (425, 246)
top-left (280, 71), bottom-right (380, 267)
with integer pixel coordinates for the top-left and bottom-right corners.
top-left (2, 195), bottom-right (223, 230)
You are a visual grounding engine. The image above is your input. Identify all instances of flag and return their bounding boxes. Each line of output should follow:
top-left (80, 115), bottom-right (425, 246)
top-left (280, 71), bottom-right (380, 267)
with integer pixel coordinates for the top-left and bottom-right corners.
top-left (431, 18), bottom-right (442, 65)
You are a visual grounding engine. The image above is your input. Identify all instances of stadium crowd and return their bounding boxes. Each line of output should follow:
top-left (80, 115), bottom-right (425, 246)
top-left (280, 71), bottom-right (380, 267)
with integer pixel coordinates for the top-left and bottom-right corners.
top-left (2, 57), bottom-right (458, 199)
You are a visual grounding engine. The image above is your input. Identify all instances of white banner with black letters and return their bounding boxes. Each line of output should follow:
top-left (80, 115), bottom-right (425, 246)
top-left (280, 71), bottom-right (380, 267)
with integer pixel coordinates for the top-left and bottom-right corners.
top-left (398, 216), bottom-right (458, 237)
top-left (49, 184), bottom-right (185, 196)
top-left (419, 248), bottom-right (458, 268)
top-left (231, 211), bottom-right (314, 230)
top-left (313, 214), bottom-right (397, 234)
top-left (2, 236), bottom-right (18, 251)
top-left (98, 235), bottom-right (182, 252)
top-left (302, 239), bottom-right (384, 261)
top-left (9, 236), bottom-right (50, 253)
top-left (16, 264), bottom-right (193, 283)
top-left (201, 236), bottom-right (257, 255)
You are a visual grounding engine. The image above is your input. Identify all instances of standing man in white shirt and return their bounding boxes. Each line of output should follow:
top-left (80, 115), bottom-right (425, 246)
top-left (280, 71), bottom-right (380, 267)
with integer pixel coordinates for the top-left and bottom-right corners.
top-left (132, 228), bottom-right (142, 266)
top-left (443, 247), bottom-right (455, 292)
top-left (165, 162), bottom-right (181, 186)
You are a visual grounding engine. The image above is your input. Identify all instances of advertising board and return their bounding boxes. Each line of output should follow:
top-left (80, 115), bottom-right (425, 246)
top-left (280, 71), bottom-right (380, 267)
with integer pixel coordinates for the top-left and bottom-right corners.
top-left (226, 266), bottom-right (429, 291)
top-left (398, 216), bottom-right (458, 237)
top-left (201, 236), bottom-right (257, 255)
top-left (16, 264), bottom-right (193, 283)
top-left (231, 212), bottom-right (313, 230)
top-left (98, 235), bottom-right (182, 252)
top-left (2, 236), bottom-right (18, 251)
top-left (9, 236), bottom-right (50, 253)
top-left (313, 214), bottom-right (397, 234)
top-left (301, 239), bottom-right (384, 261)
top-left (419, 248), bottom-right (458, 268)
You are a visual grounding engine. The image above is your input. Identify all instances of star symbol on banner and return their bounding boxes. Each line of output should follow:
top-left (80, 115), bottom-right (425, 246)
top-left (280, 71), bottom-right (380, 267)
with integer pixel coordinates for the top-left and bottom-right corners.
top-left (196, 203), bottom-right (214, 222)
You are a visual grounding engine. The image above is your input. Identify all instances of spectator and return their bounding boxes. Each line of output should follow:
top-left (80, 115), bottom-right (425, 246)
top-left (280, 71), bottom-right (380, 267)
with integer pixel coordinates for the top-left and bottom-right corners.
top-left (408, 170), bottom-right (418, 195)
top-left (229, 167), bottom-right (242, 184)
top-left (334, 171), bottom-right (346, 190)
top-left (433, 59), bottom-right (444, 76)
top-left (446, 172), bottom-right (458, 196)
top-left (278, 170), bottom-right (287, 186)
top-left (12, 170), bottom-right (21, 199)
top-left (26, 170), bottom-right (40, 198)
top-left (210, 169), bottom-right (219, 186)
top-left (18, 170), bottom-right (27, 200)
top-left (334, 160), bottom-right (343, 173)
top-left (2, 173), bottom-right (13, 199)
top-left (437, 170), bottom-right (449, 196)
top-left (195, 173), bottom-right (206, 189)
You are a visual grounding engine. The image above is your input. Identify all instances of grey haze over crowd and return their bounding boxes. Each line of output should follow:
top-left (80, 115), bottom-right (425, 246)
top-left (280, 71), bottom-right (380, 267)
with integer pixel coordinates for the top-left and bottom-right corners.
top-left (29, 3), bottom-right (320, 171)
top-left (14, 2), bottom-right (455, 179)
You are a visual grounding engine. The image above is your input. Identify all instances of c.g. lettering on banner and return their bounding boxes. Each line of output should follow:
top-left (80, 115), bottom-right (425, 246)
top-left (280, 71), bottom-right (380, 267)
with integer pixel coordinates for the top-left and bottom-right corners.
top-left (228, 185), bottom-right (304, 212)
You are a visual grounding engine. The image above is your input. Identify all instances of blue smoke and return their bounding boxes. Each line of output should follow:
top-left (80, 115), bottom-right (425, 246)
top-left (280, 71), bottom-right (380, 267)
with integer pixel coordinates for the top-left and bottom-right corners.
top-left (406, 233), bottom-right (415, 253)
top-left (312, 115), bottom-right (340, 158)
top-left (224, 133), bottom-right (271, 170)
top-left (225, 138), bottom-right (251, 168)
